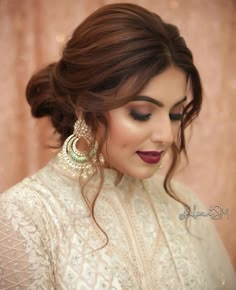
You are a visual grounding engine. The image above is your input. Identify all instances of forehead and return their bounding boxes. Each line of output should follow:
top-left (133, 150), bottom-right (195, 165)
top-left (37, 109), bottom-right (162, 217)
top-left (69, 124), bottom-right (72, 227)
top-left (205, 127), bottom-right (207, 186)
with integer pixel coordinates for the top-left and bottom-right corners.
top-left (138, 66), bottom-right (187, 106)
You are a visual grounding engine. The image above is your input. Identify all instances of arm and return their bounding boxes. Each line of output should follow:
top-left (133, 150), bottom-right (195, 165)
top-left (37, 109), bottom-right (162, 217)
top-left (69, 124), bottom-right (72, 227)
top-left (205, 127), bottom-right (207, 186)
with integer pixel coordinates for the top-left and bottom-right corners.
top-left (0, 191), bottom-right (55, 290)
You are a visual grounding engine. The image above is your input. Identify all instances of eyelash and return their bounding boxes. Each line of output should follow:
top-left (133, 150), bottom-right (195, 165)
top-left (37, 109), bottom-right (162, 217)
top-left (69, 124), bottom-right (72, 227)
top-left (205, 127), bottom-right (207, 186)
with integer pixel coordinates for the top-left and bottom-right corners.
top-left (129, 111), bottom-right (151, 121)
top-left (130, 111), bottom-right (183, 122)
top-left (169, 113), bottom-right (183, 121)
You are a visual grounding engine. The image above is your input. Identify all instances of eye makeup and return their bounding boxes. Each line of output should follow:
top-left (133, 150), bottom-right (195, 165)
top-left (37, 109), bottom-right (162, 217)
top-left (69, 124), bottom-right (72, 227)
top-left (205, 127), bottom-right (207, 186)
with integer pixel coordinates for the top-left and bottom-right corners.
top-left (169, 112), bottom-right (183, 121)
top-left (127, 100), bottom-right (185, 122)
top-left (169, 104), bottom-right (185, 121)
top-left (129, 110), bottom-right (152, 121)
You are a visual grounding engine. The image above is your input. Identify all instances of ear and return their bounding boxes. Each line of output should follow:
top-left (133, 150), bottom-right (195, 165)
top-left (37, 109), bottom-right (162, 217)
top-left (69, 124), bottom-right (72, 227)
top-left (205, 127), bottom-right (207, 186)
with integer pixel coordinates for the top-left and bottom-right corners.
top-left (75, 110), bottom-right (84, 120)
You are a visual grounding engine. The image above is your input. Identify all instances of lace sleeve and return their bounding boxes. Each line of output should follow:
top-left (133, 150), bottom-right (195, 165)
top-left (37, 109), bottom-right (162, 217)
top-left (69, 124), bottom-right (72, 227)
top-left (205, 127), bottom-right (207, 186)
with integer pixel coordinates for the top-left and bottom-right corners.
top-left (0, 190), bottom-right (55, 290)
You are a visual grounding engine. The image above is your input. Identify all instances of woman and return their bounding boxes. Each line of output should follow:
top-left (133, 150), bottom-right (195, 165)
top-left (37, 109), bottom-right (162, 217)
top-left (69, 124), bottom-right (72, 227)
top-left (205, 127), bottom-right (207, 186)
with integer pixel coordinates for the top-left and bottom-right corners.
top-left (0, 3), bottom-right (235, 289)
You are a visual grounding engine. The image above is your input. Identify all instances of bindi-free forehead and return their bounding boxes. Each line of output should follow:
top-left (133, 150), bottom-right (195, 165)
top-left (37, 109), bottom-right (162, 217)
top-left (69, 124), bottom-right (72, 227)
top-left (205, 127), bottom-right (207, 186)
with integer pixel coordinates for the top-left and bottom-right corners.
top-left (130, 66), bottom-right (188, 108)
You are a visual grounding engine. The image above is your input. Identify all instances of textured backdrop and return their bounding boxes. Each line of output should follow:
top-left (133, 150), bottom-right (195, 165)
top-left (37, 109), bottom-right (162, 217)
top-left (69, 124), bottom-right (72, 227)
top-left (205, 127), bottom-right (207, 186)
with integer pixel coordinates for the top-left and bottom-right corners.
top-left (0, 0), bottom-right (235, 269)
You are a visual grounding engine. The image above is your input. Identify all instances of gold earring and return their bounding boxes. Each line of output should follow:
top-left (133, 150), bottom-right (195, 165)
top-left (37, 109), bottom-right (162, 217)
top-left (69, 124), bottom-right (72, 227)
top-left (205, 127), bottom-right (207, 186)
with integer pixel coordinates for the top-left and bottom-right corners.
top-left (158, 164), bottom-right (163, 170)
top-left (59, 119), bottom-right (104, 179)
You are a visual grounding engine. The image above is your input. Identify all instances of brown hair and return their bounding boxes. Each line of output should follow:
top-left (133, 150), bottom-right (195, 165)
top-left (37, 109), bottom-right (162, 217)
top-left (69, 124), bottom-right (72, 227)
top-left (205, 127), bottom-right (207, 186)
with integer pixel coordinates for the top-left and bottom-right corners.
top-left (26, 3), bottom-right (202, 238)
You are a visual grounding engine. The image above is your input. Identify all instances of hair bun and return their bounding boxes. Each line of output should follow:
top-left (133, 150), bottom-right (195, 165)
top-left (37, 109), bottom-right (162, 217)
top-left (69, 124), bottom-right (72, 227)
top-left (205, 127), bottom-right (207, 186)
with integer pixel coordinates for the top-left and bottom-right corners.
top-left (26, 63), bottom-right (57, 118)
top-left (26, 62), bottom-right (76, 140)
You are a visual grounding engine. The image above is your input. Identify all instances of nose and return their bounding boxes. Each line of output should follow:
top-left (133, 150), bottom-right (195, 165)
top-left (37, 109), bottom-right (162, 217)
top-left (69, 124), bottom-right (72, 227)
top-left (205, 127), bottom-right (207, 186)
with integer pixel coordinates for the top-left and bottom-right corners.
top-left (150, 114), bottom-right (175, 147)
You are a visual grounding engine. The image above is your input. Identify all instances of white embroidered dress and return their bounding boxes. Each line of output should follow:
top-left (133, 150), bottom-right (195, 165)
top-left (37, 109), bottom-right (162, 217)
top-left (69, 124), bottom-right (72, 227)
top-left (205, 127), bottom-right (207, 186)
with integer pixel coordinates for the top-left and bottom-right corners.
top-left (0, 151), bottom-right (235, 289)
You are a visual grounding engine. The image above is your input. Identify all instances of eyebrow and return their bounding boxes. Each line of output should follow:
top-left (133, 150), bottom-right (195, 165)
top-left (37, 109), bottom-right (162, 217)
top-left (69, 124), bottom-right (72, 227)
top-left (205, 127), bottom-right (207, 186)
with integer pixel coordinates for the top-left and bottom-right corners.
top-left (130, 95), bottom-right (187, 108)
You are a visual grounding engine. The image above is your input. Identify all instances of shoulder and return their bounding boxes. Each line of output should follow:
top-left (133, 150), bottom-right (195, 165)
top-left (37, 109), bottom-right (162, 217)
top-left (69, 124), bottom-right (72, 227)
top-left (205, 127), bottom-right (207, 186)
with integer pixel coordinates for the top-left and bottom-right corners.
top-left (1, 165), bottom-right (48, 205)
top-left (146, 174), bottom-right (236, 285)
top-left (0, 160), bottom-right (68, 252)
top-left (1, 174), bottom-right (41, 206)
top-left (171, 177), bottom-right (205, 211)
top-left (144, 174), bottom-right (220, 240)
top-left (0, 162), bottom-right (57, 229)
top-left (145, 173), bottom-right (203, 209)
top-left (168, 179), bottom-right (236, 286)
top-left (0, 156), bottom-right (66, 207)
top-left (0, 157), bottom-right (85, 226)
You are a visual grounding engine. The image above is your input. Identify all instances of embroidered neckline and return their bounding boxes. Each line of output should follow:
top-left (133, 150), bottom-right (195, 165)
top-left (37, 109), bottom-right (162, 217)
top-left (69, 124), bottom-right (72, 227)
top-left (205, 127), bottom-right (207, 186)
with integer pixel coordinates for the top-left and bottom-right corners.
top-left (50, 150), bottom-right (130, 188)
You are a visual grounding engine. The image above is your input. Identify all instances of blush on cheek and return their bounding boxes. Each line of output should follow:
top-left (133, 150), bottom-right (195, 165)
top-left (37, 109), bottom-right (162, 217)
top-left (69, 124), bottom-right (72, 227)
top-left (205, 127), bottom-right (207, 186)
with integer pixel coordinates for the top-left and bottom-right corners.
top-left (121, 143), bottom-right (129, 148)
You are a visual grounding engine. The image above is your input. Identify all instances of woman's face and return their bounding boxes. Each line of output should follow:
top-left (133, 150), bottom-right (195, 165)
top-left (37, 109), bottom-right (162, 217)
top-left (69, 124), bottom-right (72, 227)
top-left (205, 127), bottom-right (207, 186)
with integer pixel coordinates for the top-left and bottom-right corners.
top-left (98, 66), bottom-right (188, 179)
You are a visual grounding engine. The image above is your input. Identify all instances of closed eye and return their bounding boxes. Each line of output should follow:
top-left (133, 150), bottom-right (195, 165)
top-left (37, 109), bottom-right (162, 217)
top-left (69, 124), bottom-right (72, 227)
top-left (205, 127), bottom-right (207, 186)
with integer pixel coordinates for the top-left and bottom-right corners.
top-left (129, 110), bottom-right (183, 122)
top-left (169, 113), bottom-right (183, 121)
top-left (129, 110), bottom-right (151, 121)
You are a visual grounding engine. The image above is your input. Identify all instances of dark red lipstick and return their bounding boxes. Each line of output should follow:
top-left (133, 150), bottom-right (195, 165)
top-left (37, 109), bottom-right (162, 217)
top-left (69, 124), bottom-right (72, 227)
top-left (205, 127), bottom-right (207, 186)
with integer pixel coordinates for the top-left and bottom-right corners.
top-left (136, 151), bottom-right (162, 164)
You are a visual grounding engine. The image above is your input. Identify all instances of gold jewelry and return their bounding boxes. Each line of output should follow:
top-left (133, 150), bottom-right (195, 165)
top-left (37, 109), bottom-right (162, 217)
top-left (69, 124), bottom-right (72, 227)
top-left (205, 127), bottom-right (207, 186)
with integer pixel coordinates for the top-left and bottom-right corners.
top-left (58, 119), bottom-right (104, 179)
top-left (158, 164), bottom-right (163, 170)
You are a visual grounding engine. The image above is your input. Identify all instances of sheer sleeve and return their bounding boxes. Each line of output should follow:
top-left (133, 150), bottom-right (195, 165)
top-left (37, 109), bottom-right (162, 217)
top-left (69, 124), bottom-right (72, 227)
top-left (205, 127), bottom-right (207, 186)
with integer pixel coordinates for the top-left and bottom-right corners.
top-left (0, 189), bottom-right (55, 290)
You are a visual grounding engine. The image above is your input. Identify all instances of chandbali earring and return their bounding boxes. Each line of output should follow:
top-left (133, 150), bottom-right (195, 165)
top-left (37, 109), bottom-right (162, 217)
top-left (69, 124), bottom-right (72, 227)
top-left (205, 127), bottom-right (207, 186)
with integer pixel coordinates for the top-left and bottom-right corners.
top-left (58, 119), bottom-right (104, 179)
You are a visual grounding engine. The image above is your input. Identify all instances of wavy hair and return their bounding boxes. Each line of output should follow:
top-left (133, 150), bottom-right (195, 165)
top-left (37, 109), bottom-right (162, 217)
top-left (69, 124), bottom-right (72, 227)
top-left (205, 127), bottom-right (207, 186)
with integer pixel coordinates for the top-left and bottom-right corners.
top-left (26, 3), bottom-right (203, 240)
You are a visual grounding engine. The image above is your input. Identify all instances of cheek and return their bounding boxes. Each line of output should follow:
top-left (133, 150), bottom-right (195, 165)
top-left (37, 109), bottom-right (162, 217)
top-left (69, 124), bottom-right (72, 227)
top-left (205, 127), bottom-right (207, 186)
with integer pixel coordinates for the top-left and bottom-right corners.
top-left (107, 115), bottom-right (143, 148)
top-left (107, 123), bottom-right (131, 148)
top-left (172, 123), bottom-right (181, 140)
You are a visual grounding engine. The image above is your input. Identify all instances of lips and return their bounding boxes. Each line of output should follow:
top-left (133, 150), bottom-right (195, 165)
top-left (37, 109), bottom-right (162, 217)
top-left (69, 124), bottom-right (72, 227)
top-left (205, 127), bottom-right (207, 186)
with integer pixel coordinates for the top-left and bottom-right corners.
top-left (136, 151), bottom-right (162, 164)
